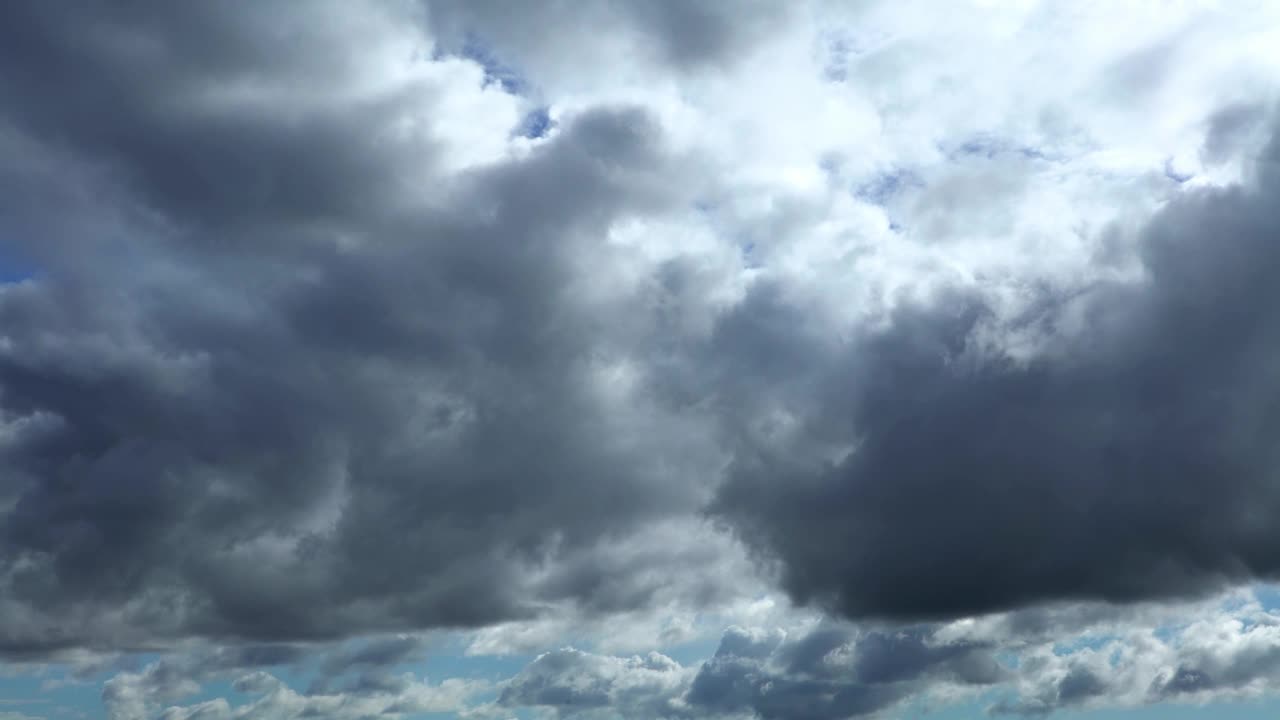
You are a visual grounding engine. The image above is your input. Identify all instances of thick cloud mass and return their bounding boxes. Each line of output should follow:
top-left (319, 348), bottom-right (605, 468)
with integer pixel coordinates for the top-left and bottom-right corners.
top-left (713, 127), bottom-right (1280, 620)
top-left (0, 0), bottom-right (729, 654)
top-left (4, 2), bottom-right (1280, 695)
top-left (10, 4), bottom-right (1280, 719)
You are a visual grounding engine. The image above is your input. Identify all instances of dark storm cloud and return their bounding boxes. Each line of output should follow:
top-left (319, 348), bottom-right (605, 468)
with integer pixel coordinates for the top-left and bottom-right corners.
top-left (0, 1), bottom-right (725, 655)
top-left (711, 117), bottom-right (1280, 621)
top-left (0, 1), bottom-right (427, 241)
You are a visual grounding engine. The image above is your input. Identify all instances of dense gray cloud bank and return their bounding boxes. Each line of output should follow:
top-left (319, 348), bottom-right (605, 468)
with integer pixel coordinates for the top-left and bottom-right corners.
top-left (0, 0), bottom-right (736, 654)
top-left (2, 1), bottom-right (1280, 690)
top-left (712, 123), bottom-right (1280, 620)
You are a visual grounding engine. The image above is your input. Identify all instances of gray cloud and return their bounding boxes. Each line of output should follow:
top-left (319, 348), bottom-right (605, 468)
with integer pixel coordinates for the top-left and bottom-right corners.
top-left (0, 1), bottom-right (730, 655)
top-left (101, 646), bottom-right (308, 720)
top-left (1202, 102), bottom-right (1274, 166)
top-left (4, 2), bottom-right (1280, 694)
top-left (95, 634), bottom-right (486, 720)
top-left (990, 663), bottom-right (1112, 717)
top-left (424, 0), bottom-right (792, 84)
top-left (501, 647), bottom-right (689, 718)
top-left (687, 625), bottom-right (1001, 720)
top-left (146, 669), bottom-right (483, 720)
top-left (113, 592), bottom-right (1280, 719)
top-left (307, 635), bottom-right (429, 696)
top-left (710, 117), bottom-right (1280, 621)
top-left (498, 623), bottom-right (1001, 720)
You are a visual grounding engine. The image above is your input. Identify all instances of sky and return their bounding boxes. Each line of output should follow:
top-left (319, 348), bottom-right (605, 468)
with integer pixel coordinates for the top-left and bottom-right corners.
top-left (2, 1), bottom-right (1280, 719)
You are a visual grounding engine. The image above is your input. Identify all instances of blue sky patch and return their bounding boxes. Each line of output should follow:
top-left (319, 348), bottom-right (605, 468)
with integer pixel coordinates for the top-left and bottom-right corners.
top-left (516, 106), bottom-right (554, 139)
top-left (855, 168), bottom-right (924, 206)
top-left (459, 33), bottom-right (527, 95)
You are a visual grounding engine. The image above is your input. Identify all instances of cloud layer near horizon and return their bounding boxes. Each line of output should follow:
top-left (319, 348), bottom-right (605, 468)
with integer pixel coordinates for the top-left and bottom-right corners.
top-left (95, 588), bottom-right (1280, 720)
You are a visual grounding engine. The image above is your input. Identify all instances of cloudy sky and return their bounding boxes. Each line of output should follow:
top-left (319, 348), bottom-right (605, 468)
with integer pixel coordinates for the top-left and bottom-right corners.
top-left (3, 1), bottom-right (1280, 719)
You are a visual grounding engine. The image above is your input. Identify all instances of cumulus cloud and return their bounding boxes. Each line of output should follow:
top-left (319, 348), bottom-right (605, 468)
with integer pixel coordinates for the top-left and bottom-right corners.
top-left (686, 624), bottom-right (1003, 719)
top-left (500, 647), bottom-right (690, 718)
top-left (493, 591), bottom-right (1280, 719)
top-left (985, 590), bottom-right (1280, 716)
top-left (712, 120), bottom-right (1280, 621)
top-left (0, 0), bottom-right (738, 655)
top-left (491, 623), bottom-right (1001, 720)
top-left (99, 644), bottom-right (310, 720)
top-left (144, 671), bottom-right (483, 720)
top-left (97, 636), bottom-right (483, 720)
top-left (4, 2), bottom-right (1280, 718)
top-left (93, 589), bottom-right (1280, 719)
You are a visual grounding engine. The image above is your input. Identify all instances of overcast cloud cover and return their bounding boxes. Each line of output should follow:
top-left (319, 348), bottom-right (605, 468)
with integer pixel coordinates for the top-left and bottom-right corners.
top-left (3, 1), bottom-right (1280, 718)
